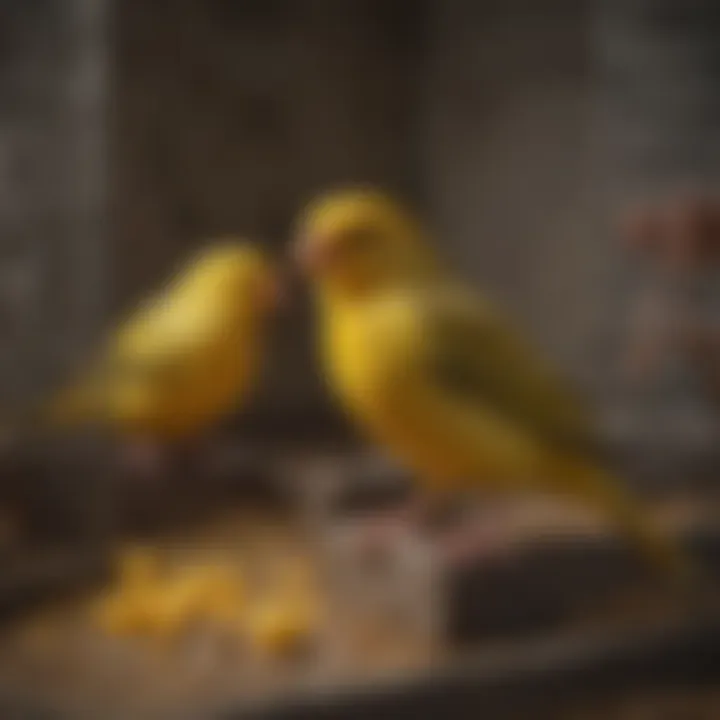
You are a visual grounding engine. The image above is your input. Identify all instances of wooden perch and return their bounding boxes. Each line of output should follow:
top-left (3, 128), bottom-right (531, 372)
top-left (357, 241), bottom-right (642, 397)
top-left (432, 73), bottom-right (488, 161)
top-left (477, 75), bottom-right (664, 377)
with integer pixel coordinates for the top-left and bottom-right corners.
top-left (319, 491), bottom-right (720, 644)
top-left (230, 613), bottom-right (720, 720)
top-left (444, 504), bottom-right (720, 643)
top-left (444, 524), bottom-right (718, 643)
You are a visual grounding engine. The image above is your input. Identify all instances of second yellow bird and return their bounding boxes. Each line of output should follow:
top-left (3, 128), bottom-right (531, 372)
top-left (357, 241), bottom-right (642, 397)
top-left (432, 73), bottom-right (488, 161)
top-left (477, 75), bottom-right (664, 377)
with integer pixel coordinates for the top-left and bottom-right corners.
top-left (293, 188), bottom-right (691, 579)
top-left (45, 241), bottom-right (279, 442)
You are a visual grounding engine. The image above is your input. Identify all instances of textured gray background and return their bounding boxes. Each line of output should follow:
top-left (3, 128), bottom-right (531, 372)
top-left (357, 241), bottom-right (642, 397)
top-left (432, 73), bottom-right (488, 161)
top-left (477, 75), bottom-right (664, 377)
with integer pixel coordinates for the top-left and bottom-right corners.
top-left (0, 0), bottom-right (105, 409)
top-left (1, 0), bottom-right (718, 426)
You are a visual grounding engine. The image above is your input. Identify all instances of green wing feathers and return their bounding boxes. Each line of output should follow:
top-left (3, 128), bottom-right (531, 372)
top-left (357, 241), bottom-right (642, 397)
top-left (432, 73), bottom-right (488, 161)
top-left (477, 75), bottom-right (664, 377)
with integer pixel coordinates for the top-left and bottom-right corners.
top-left (423, 286), bottom-right (696, 582)
top-left (427, 288), bottom-right (596, 457)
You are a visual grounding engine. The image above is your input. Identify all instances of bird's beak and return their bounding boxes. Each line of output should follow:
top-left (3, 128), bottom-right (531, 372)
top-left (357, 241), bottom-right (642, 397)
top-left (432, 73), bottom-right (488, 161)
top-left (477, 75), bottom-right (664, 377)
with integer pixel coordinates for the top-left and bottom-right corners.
top-left (292, 234), bottom-right (333, 277)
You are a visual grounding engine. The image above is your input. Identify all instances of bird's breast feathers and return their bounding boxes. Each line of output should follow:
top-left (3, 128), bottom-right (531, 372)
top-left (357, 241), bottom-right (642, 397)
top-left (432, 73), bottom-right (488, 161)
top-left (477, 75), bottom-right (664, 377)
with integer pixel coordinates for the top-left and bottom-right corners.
top-left (323, 294), bottom-right (425, 421)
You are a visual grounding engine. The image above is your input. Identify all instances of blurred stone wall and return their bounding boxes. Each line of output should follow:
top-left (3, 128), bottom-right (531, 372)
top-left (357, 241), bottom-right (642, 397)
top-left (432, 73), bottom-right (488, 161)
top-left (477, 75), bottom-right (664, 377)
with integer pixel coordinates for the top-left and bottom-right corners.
top-left (597, 0), bottom-right (720, 197)
top-left (0, 0), bottom-right (106, 408)
top-left (5, 0), bottom-right (675, 423)
top-left (418, 0), bottom-right (614, 384)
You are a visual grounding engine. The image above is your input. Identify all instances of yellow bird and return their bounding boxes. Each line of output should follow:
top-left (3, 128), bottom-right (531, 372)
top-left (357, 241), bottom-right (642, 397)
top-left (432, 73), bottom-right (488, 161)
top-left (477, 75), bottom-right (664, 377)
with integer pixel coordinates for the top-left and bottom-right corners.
top-left (42, 241), bottom-right (280, 474)
top-left (292, 188), bottom-right (691, 578)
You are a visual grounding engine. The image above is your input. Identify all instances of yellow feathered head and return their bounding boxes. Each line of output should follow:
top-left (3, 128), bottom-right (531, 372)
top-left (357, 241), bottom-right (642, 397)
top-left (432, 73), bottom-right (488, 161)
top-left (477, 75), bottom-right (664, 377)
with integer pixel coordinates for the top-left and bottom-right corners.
top-left (292, 188), bottom-right (439, 297)
top-left (174, 240), bottom-right (282, 313)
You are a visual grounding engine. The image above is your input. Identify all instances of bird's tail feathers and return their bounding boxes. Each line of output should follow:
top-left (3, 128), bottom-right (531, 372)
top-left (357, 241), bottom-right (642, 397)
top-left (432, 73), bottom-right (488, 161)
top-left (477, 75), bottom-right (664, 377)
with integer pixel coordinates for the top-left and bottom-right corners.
top-left (561, 460), bottom-right (700, 587)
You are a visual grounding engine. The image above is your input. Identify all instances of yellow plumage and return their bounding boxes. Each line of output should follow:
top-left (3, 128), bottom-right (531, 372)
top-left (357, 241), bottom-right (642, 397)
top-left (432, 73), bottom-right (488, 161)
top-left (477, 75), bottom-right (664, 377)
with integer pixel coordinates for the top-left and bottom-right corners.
top-left (44, 241), bottom-right (277, 441)
top-left (294, 188), bottom-right (691, 579)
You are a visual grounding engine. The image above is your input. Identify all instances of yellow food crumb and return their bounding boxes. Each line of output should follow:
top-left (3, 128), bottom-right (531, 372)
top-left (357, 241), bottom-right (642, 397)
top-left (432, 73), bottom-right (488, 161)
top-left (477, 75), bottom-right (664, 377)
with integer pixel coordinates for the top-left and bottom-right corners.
top-left (117, 546), bottom-right (162, 587)
top-left (94, 546), bottom-right (319, 657)
top-left (246, 591), bottom-right (318, 657)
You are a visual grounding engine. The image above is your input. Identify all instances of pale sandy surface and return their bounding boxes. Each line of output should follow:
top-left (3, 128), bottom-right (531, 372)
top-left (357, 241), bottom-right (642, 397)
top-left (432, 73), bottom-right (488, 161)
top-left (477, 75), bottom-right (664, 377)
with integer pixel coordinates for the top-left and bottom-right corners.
top-left (0, 510), bottom-right (439, 720)
top-left (0, 484), bottom-right (714, 720)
